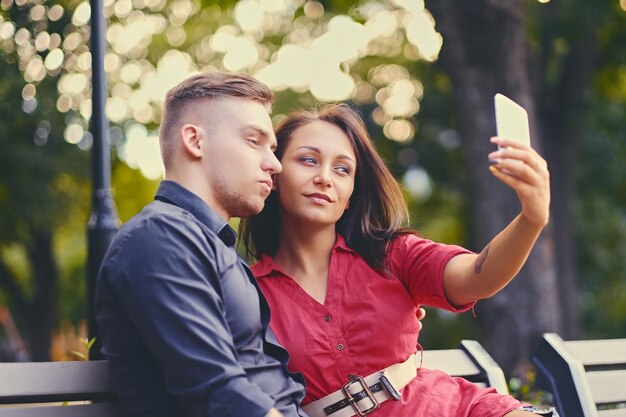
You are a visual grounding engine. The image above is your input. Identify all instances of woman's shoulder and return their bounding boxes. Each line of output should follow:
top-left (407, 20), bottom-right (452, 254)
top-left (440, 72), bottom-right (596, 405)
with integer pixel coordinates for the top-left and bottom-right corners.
top-left (388, 231), bottom-right (423, 249)
top-left (385, 231), bottom-right (456, 261)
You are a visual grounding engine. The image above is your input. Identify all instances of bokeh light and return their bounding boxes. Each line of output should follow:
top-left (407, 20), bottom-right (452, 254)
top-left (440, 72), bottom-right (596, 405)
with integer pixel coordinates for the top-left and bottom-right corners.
top-left (64, 123), bottom-right (85, 144)
top-left (403, 165), bottom-right (432, 201)
top-left (72, 2), bottom-right (91, 26)
top-left (119, 124), bottom-right (165, 179)
top-left (1, 0), bottom-right (445, 178)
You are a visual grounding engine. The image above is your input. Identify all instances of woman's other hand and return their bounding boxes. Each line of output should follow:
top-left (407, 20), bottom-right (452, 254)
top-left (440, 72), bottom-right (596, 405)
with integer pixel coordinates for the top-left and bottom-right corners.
top-left (416, 306), bottom-right (426, 331)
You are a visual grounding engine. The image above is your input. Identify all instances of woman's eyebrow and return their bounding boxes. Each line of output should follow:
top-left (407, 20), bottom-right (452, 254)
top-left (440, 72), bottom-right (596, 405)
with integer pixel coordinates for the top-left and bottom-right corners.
top-left (337, 155), bottom-right (356, 164)
top-left (295, 145), bottom-right (321, 153)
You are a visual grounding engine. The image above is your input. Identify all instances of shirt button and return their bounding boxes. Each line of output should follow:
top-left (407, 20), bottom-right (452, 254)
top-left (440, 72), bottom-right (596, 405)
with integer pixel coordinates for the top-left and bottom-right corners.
top-left (348, 373), bottom-right (356, 380)
top-left (324, 315), bottom-right (331, 322)
top-left (337, 343), bottom-right (344, 351)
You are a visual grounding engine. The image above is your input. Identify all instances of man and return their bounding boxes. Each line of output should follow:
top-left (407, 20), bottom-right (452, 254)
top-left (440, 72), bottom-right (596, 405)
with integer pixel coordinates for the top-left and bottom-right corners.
top-left (96, 73), bottom-right (306, 417)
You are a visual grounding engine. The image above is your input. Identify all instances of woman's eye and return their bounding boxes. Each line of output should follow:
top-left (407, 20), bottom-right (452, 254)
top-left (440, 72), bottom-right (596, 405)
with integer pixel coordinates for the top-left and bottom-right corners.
top-left (300, 156), bottom-right (317, 164)
top-left (336, 166), bottom-right (351, 175)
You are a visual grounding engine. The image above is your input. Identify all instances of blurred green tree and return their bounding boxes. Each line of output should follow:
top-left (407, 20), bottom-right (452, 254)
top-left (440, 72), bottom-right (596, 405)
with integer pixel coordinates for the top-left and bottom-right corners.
top-left (0, 55), bottom-right (88, 360)
top-left (0, 0), bottom-right (624, 368)
top-left (0, 0), bottom-right (162, 360)
top-left (425, 0), bottom-right (625, 373)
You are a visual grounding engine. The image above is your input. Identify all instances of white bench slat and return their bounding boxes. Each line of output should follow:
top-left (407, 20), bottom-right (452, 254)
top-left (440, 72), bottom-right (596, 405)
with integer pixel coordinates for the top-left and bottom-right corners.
top-left (598, 408), bottom-right (626, 417)
top-left (0, 361), bottom-right (112, 400)
top-left (0, 402), bottom-right (120, 417)
top-left (588, 370), bottom-right (626, 404)
top-left (565, 340), bottom-right (626, 367)
top-left (421, 349), bottom-right (481, 376)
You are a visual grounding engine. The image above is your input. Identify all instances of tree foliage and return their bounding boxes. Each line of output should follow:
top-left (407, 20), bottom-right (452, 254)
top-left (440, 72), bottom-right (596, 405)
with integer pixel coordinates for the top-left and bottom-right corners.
top-left (0, 0), bottom-right (624, 367)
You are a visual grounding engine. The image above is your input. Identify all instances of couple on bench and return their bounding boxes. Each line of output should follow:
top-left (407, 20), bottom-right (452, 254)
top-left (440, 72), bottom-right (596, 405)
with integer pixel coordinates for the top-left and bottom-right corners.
top-left (96, 72), bottom-right (556, 417)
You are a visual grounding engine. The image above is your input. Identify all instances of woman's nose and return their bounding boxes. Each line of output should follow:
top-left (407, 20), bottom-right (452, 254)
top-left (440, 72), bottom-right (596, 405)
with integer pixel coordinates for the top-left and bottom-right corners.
top-left (313, 170), bottom-right (332, 187)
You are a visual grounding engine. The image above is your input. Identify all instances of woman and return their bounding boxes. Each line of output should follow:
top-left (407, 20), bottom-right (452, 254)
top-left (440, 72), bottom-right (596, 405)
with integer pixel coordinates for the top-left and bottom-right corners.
top-left (241, 104), bottom-right (555, 417)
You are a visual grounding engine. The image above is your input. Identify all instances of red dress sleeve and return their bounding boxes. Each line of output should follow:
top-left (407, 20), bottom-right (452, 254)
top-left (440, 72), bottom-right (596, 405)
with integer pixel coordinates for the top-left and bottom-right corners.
top-left (387, 233), bottom-right (476, 312)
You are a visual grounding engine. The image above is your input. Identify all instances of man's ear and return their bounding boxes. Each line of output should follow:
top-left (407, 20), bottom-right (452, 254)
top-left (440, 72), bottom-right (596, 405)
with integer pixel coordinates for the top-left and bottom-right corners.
top-left (180, 124), bottom-right (202, 158)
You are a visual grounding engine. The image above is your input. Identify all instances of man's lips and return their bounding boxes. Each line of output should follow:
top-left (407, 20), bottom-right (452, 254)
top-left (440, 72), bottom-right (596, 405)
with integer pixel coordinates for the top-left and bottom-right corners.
top-left (260, 180), bottom-right (272, 192)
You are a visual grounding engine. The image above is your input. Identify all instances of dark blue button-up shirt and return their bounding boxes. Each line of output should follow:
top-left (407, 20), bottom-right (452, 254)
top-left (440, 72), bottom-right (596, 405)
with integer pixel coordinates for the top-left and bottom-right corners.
top-left (96, 180), bottom-right (306, 417)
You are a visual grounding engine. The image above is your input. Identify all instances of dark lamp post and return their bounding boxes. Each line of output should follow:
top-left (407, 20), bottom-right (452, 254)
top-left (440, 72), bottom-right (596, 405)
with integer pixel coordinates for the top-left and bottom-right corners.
top-left (87, 0), bottom-right (119, 360)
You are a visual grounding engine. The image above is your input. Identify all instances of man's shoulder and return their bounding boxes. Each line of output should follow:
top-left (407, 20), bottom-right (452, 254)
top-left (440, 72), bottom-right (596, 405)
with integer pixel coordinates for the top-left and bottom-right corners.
top-left (122, 200), bottom-right (194, 235)
top-left (106, 201), bottom-right (216, 261)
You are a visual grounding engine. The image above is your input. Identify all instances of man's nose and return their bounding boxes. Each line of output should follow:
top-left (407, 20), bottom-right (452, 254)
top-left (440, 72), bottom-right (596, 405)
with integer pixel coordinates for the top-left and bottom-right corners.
top-left (263, 149), bottom-right (282, 174)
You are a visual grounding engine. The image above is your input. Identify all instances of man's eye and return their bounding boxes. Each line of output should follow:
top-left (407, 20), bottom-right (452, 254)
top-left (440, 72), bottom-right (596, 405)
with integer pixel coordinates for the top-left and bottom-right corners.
top-left (247, 137), bottom-right (259, 145)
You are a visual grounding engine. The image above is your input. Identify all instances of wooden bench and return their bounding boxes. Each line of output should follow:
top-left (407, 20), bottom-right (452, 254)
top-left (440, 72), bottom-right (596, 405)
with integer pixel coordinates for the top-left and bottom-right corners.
top-left (0, 360), bottom-right (119, 417)
top-left (0, 339), bottom-right (506, 416)
top-left (422, 339), bottom-right (509, 394)
top-left (531, 333), bottom-right (626, 417)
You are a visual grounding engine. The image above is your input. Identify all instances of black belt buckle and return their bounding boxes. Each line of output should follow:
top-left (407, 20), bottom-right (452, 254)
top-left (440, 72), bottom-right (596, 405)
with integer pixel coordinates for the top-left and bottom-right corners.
top-left (341, 376), bottom-right (379, 416)
top-left (379, 372), bottom-right (402, 401)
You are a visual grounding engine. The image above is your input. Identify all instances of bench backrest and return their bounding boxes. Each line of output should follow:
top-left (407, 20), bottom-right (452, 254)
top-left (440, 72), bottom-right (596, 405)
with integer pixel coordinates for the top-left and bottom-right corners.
top-left (0, 360), bottom-right (120, 417)
top-left (422, 339), bottom-right (509, 394)
top-left (531, 332), bottom-right (626, 417)
top-left (0, 339), bottom-right (506, 416)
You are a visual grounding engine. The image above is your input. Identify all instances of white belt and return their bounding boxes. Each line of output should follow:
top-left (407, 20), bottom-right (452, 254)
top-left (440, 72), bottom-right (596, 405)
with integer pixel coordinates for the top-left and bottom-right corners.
top-left (302, 353), bottom-right (420, 417)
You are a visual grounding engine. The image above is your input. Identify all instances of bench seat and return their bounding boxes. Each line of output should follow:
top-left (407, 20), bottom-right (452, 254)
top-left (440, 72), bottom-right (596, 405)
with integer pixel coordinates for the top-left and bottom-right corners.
top-left (0, 339), bottom-right (506, 416)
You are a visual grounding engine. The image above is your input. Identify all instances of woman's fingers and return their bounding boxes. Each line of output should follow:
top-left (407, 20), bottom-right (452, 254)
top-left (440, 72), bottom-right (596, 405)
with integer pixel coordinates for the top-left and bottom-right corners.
top-left (488, 137), bottom-right (550, 227)
top-left (489, 147), bottom-right (547, 173)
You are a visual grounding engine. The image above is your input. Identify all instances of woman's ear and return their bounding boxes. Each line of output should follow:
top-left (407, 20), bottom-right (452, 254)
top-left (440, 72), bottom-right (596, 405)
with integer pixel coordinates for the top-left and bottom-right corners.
top-left (180, 124), bottom-right (202, 158)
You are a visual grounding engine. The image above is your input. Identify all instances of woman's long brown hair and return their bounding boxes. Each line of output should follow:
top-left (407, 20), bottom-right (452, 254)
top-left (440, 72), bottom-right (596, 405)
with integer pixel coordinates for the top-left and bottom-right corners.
top-left (240, 103), bottom-right (410, 271)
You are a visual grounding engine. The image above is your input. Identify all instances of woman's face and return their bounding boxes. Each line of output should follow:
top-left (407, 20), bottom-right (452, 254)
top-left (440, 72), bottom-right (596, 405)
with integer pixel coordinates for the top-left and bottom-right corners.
top-left (274, 120), bottom-right (357, 228)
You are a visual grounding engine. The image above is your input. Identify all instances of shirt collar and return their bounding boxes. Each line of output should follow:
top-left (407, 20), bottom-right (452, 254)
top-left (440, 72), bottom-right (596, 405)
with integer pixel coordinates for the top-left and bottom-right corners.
top-left (155, 180), bottom-right (236, 247)
top-left (253, 233), bottom-right (355, 278)
top-left (334, 234), bottom-right (355, 253)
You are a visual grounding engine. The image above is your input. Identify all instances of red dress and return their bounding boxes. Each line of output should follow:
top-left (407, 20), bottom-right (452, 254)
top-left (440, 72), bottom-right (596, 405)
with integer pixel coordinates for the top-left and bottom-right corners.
top-left (252, 234), bottom-right (525, 417)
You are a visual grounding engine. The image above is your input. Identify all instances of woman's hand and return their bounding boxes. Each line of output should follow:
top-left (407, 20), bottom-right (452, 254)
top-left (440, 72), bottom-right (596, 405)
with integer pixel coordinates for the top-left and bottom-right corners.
top-left (488, 137), bottom-right (550, 228)
top-left (416, 306), bottom-right (426, 331)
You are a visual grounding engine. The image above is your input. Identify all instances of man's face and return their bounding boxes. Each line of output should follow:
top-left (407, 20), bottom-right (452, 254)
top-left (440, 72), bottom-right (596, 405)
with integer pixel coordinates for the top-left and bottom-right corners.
top-left (196, 97), bottom-right (281, 219)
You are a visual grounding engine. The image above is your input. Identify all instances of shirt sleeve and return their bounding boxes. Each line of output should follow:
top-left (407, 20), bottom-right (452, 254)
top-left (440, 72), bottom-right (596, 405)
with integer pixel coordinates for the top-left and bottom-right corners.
top-left (103, 214), bottom-right (275, 417)
top-left (387, 233), bottom-right (476, 312)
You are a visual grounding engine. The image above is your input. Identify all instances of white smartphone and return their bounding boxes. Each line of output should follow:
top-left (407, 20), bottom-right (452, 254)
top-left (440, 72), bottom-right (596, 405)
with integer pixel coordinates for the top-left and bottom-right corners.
top-left (494, 93), bottom-right (531, 147)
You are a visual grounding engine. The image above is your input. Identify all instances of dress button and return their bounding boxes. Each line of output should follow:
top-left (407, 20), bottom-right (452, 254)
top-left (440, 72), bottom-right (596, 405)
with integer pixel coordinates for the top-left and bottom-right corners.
top-left (348, 373), bottom-right (356, 380)
top-left (324, 315), bottom-right (331, 322)
top-left (337, 343), bottom-right (344, 351)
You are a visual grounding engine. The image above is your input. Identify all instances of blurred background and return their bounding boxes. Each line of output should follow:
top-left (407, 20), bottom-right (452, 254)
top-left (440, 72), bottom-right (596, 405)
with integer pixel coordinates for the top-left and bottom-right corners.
top-left (0, 0), bottom-right (624, 387)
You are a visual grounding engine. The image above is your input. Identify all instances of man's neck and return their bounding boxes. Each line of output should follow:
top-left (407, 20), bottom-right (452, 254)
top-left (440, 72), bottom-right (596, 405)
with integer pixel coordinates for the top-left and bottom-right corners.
top-left (163, 174), bottom-right (229, 221)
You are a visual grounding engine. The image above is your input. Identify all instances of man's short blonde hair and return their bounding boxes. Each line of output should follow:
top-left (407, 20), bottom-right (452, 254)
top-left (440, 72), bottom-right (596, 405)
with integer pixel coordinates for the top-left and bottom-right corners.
top-left (159, 72), bottom-right (274, 167)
